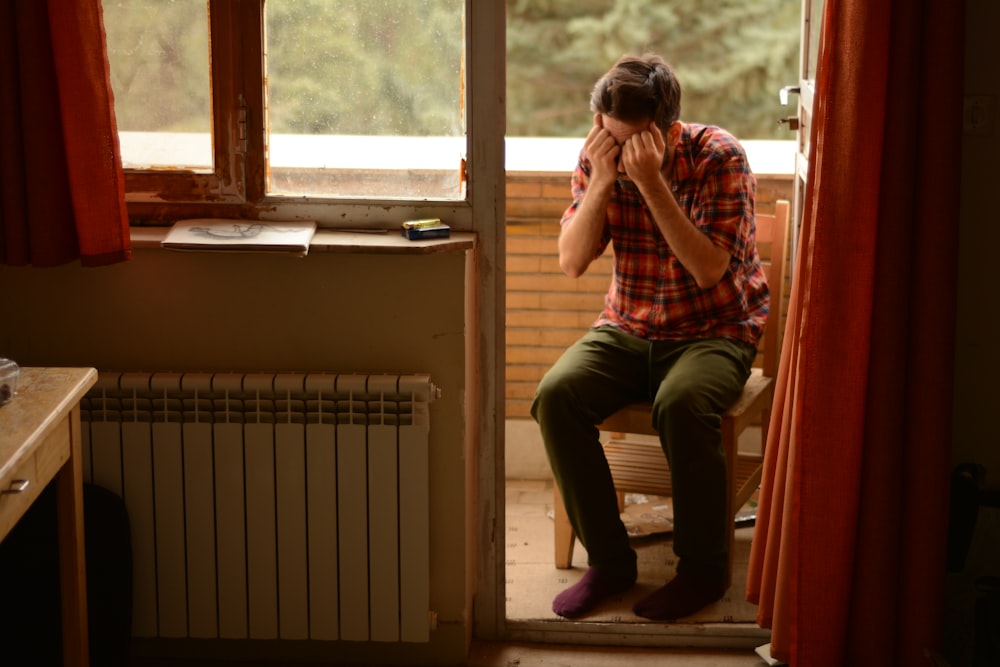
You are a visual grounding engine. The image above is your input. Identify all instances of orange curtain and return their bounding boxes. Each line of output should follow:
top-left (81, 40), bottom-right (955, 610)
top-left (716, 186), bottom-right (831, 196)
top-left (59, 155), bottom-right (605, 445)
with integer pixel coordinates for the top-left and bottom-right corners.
top-left (0, 0), bottom-right (130, 267)
top-left (745, 0), bottom-right (964, 665)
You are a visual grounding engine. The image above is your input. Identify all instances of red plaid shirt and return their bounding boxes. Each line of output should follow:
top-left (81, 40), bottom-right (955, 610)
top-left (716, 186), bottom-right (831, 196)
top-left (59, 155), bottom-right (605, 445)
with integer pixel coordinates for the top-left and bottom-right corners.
top-left (562, 123), bottom-right (768, 346)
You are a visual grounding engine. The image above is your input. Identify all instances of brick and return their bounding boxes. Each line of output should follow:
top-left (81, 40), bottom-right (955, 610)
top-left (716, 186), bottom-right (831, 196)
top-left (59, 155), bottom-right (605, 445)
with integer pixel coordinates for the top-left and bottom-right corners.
top-left (506, 292), bottom-right (541, 309)
top-left (506, 309), bottom-right (580, 328)
top-left (506, 347), bottom-right (564, 365)
top-left (507, 273), bottom-right (582, 293)
top-left (506, 382), bottom-right (542, 401)
top-left (504, 400), bottom-right (533, 420)
top-left (506, 255), bottom-right (543, 274)
top-left (506, 327), bottom-right (583, 348)
top-left (505, 364), bottom-right (553, 381)
top-left (506, 181), bottom-right (542, 198)
top-left (539, 292), bottom-right (607, 311)
top-left (507, 236), bottom-right (556, 255)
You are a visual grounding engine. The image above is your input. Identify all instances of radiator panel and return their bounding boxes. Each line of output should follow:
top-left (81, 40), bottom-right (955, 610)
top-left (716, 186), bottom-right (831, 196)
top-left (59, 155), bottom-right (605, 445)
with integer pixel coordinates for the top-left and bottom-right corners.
top-left (306, 422), bottom-right (339, 641)
top-left (183, 421), bottom-right (218, 638)
top-left (80, 371), bottom-right (437, 644)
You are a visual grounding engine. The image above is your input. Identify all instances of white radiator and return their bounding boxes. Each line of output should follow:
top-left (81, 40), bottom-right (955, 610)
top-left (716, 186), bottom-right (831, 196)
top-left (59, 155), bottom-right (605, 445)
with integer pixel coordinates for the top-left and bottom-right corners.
top-left (79, 371), bottom-right (439, 644)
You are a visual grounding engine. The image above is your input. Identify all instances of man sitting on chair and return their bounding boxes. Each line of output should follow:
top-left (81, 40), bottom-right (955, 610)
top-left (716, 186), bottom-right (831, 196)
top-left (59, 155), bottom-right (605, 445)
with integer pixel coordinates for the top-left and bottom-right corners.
top-left (531, 53), bottom-right (768, 620)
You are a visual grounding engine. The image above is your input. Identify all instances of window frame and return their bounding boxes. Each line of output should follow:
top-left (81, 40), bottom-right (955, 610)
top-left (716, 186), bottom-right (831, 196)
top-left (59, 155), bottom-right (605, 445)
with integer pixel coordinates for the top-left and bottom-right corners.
top-left (123, 0), bottom-right (474, 231)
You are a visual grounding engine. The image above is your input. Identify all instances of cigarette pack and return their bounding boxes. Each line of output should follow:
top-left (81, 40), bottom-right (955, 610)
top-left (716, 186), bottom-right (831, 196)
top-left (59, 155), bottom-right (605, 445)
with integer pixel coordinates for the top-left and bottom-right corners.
top-left (402, 223), bottom-right (451, 240)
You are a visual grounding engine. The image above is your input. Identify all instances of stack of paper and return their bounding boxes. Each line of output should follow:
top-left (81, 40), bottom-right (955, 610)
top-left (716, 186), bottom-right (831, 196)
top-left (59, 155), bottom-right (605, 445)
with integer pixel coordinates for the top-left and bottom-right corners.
top-left (162, 219), bottom-right (317, 256)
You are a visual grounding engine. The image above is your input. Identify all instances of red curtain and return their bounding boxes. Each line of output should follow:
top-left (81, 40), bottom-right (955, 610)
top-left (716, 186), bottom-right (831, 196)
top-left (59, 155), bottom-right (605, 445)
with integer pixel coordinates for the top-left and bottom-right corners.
top-left (745, 0), bottom-right (965, 665)
top-left (0, 0), bottom-right (130, 267)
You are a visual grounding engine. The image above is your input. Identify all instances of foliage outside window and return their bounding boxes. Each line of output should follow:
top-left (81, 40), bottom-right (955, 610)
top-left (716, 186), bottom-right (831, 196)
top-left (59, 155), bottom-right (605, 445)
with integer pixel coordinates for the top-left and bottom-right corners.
top-left (506, 0), bottom-right (801, 140)
top-left (103, 0), bottom-right (798, 221)
top-left (105, 0), bottom-right (466, 213)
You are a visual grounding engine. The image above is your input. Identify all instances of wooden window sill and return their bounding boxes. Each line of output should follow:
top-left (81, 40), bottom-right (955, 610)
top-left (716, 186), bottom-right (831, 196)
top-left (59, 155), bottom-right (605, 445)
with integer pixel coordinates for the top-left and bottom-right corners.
top-left (129, 226), bottom-right (476, 256)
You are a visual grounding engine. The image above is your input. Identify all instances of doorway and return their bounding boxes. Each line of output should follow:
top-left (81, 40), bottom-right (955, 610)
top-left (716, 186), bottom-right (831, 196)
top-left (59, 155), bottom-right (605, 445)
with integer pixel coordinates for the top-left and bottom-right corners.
top-left (499, 0), bottom-right (815, 646)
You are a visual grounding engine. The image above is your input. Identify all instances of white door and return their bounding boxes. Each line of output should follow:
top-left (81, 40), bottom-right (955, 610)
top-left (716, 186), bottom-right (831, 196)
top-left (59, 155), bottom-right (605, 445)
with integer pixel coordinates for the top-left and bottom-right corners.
top-left (781, 0), bottom-right (824, 264)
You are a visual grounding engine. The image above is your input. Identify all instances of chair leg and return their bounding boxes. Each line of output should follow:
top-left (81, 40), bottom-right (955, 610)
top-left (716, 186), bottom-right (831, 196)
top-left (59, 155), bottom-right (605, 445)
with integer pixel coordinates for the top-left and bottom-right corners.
top-left (723, 427), bottom-right (737, 589)
top-left (553, 482), bottom-right (575, 569)
top-left (726, 524), bottom-right (736, 590)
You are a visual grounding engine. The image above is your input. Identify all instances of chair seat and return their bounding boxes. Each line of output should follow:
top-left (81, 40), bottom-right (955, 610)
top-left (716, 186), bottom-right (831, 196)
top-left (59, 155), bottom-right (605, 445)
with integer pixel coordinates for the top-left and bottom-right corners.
top-left (600, 368), bottom-right (773, 437)
top-left (723, 368), bottom-right (774, 436)
top-left (605, 439), bottom-right (764, 513)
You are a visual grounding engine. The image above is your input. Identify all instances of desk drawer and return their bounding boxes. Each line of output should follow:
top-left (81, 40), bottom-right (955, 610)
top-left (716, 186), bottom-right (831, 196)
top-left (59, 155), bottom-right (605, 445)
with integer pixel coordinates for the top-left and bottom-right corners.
top-left (0, 416), bottom-right (71, 541)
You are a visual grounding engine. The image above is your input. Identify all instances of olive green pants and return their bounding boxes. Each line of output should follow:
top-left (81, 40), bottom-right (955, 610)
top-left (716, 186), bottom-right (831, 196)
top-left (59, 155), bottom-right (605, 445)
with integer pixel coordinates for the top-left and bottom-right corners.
top-left (531, 326), bottom-right (756, 581)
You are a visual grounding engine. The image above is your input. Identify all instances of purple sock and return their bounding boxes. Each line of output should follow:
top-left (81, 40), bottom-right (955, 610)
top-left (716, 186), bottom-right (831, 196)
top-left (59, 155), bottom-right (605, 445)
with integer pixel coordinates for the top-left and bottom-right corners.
top-left (552, 566), bottom-right (636, 619)
top-left (632, 571), bottom-right (727, 620)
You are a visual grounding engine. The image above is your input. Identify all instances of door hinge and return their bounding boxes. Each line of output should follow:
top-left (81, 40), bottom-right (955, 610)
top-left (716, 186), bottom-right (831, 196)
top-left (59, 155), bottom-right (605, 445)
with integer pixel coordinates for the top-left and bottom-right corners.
top-left (238, 95), bottom-right (249, 156)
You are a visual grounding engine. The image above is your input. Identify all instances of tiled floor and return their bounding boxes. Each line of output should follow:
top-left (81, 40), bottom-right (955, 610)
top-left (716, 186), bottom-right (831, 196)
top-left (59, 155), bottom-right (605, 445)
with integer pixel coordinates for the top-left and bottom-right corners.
top-left (469, 640), bottom-right (775, 666)
top-left (504, 478), bottom-right (763, 625)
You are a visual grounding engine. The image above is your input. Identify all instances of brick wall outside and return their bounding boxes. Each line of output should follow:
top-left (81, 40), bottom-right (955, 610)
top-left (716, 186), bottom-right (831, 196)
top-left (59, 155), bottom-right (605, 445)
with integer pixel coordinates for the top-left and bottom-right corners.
top-left (504, 170), bottom-right (794, 419)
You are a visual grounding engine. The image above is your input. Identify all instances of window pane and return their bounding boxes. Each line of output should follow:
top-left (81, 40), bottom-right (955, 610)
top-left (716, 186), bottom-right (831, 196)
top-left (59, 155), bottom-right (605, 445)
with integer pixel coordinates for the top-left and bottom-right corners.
top-left (506, 0), bottom-right (800, 141)
top-left (104, 0), bottom-right (212, 170)
top-left (265, 0), bottom-right (465, 199)
top-left (807, 0), bottom-right (824, 84)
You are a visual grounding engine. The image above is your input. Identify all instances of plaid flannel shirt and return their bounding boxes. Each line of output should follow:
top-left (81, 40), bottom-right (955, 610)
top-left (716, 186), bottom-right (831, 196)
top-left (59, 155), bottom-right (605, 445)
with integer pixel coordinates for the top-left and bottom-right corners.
top-left (562, 123), bottom-right (769, 346)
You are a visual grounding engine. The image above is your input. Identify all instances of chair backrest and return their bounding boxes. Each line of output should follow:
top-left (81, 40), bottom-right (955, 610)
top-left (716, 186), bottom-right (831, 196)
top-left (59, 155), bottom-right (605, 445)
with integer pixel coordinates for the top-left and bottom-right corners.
top-left (754, 200), bottom-right (791, 378)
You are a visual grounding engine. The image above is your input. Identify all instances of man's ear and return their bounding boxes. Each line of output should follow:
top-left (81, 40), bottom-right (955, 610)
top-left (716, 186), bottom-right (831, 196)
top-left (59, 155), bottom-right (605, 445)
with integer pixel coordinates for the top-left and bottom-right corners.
top-left (666, 120), bottom-right (682, 147)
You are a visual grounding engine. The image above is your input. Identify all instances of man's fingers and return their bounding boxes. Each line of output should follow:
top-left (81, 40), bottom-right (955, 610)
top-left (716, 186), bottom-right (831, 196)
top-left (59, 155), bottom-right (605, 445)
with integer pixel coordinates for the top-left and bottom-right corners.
top-left (649, 122), bottom-right (666, 151)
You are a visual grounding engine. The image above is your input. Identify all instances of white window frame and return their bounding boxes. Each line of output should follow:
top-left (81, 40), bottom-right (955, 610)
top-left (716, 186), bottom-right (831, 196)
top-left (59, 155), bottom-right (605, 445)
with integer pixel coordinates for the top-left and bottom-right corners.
top-left (122, 0), bottom-right (487, 234)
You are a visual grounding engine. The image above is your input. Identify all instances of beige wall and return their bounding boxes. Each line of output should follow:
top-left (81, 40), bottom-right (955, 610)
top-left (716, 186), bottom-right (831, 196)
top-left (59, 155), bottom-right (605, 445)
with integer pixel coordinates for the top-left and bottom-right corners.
top-left (0, 243), bottom-right (476, 665)
top-left (947, 0), bottom-right (1000, 663)
top-left (956, 0), bottom-right (1000, 480)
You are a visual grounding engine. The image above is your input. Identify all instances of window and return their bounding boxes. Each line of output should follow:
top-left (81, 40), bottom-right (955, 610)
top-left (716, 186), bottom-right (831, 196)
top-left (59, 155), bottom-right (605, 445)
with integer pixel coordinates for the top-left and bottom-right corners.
top-left (105, 0), bottom-right (468, 223)
top-left (505, 0), bottom-right (800, 141)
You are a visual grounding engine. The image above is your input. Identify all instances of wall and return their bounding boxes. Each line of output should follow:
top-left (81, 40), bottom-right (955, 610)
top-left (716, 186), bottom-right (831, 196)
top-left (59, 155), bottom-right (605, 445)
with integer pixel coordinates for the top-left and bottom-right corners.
top-left (0, 241), bottom-right (476, 666)
top-left (955, 0), bottom-right (1000, 487)
top-left (947, 0), bottom-right (1000, 663)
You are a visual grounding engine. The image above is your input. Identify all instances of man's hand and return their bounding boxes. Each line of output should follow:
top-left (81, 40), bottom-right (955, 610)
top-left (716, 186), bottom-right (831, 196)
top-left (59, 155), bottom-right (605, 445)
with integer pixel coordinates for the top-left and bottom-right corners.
top-left (583, 114), bottom-right (620, 188)
top-left (621, 121), bottom-right (666, 188)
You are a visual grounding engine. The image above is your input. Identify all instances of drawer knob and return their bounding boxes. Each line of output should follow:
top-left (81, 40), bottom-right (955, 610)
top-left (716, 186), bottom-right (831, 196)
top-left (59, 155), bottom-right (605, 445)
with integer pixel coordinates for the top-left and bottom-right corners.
top-left (1, 479), bottom-right (29, 494)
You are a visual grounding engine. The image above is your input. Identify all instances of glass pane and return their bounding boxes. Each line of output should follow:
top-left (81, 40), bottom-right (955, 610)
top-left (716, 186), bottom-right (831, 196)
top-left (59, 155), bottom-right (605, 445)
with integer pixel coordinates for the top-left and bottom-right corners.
top-left (104, 0), bottom-right (212, 170)
top-left (806, 0), bottom-right (825, 83)
top-left (265, 0), bottom-right (465, 199)
top-left (506, 0), bottom-right (800, 141)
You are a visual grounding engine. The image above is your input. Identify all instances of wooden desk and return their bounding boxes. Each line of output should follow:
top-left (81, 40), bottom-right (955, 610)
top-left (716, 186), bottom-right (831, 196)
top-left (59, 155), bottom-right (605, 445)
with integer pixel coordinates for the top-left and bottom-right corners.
top-left (0, 366), bottom-right (97, 667)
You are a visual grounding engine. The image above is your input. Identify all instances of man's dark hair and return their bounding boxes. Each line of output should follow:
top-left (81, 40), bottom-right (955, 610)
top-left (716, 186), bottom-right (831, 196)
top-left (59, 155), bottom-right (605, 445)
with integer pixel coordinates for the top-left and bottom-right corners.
top-left (590, 53), bottom-right (682, 135)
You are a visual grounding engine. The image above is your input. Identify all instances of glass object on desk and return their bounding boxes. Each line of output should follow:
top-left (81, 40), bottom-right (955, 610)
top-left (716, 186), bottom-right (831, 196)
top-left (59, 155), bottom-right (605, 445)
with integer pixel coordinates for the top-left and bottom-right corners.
top-left (0, 358), bottom-right (20, 406)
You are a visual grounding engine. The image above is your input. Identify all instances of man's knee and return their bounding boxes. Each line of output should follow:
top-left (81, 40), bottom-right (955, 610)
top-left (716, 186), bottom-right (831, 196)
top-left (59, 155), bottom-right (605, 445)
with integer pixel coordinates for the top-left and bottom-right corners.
top-left (652, 382), bottom-right (709, 423)
top-left (531, 368), bottom-right (569, 422)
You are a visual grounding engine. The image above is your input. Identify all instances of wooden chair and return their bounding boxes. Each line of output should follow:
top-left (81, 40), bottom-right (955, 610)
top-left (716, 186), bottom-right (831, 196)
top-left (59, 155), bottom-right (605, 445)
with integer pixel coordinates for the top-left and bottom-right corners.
top-left (553, 200), bottom-right (791, 583)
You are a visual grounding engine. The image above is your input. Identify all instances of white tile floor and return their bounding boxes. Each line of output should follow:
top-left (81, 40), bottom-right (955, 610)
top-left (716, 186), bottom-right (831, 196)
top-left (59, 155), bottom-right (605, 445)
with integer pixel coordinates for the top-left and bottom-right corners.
top-left (469, 640), bottom-right (776, 667)
top-left (504, 478), bottom-right (762, 624)
top-left (499, 479), bottom-right (773, 666)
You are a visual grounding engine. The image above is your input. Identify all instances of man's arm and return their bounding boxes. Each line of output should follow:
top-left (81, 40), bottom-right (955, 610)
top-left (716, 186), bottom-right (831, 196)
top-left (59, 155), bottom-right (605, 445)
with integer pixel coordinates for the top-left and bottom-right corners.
top-left (558, 115), bottom-right (619, 278)
top-left (624, 124), bottom-right (731, 289)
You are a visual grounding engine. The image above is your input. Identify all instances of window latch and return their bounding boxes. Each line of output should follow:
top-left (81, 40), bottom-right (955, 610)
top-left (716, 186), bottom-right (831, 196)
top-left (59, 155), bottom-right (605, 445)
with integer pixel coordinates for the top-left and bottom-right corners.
top-left (778, 116), bottom-right (801, 131)
top-left (779, 85), bottom-right (801, 106)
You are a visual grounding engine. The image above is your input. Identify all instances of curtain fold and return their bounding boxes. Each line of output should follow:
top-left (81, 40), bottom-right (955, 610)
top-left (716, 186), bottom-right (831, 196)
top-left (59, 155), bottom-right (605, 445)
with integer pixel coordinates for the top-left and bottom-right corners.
top-left (745, 0), bottom-right (964, 665)
top-left (0, 0), bottom-right (130, 268)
